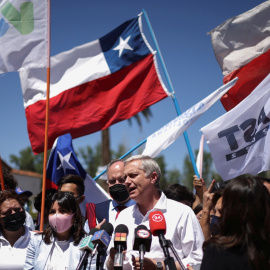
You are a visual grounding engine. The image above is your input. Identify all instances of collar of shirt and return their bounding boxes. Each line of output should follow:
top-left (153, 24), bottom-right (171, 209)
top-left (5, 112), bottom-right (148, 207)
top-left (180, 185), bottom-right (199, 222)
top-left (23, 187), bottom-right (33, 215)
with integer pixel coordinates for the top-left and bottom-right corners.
top-left (132, 192), bottom-right (167, 221)
top-left (111, 199), bottom-right (136, 211)
top-left (0, 225), bottom-right (31, 248)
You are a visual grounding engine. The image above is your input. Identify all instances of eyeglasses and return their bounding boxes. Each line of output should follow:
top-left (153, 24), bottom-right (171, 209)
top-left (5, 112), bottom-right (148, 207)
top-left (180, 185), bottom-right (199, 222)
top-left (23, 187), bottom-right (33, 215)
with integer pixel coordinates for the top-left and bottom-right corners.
top-left (108, 178), bottom-right (126, 185)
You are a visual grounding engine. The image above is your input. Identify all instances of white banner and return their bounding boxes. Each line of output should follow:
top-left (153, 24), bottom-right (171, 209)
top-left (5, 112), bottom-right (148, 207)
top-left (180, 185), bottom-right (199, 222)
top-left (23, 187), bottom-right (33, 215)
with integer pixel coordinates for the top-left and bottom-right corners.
top-left (201, 74), bottom-right (270, 180)
top-left (142, 78), bottom-right (238, 158)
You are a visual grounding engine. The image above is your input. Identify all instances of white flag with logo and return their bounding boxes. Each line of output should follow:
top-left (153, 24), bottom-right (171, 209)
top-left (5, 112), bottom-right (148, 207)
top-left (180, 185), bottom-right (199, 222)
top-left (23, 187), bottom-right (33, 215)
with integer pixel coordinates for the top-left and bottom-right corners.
top-left (201, 74), bottom-right (270, 181)
top-left (0, 0), bottom-right (47, 73)
top-left (142, 78), bottom-right (238, 158)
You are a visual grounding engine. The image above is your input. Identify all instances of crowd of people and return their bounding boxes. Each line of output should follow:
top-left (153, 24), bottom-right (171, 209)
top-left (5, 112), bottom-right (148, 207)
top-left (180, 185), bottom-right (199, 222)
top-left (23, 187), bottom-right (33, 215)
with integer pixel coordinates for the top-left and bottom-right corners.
top-left (0, 155), bottom-right (270, 270)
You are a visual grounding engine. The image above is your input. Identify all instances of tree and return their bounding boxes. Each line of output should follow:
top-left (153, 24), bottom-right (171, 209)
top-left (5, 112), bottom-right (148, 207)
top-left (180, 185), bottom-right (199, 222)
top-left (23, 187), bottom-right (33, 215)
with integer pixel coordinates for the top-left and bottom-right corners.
top-left (155, 155), bottom-right (182, 190)
top-left (9, 146), bottom-right (49, 174)
top-left (182, 150), bottom-right (222, 190)
top-left (78, 142), bottom-right (128, 192)
top-left (101, 108), bottom-right (153, 170)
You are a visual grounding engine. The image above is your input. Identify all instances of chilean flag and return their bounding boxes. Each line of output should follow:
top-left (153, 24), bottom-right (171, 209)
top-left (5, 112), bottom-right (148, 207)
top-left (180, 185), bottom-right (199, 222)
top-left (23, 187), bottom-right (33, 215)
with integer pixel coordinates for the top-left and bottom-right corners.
top-left (19, 15), bottom-right (169, 154)
top-left (46, 133), bottom-right (110, 214)
top-left (210, 1), bottom-right (270, 111)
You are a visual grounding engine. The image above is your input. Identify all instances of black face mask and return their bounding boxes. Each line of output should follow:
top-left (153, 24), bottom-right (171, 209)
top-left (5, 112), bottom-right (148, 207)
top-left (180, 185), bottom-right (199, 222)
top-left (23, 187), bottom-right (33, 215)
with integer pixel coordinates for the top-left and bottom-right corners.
top-left (109, 184), bottom-right (129, 202)
top-left (2, 210), bottom-right (26, 231)
top-left (210, 215), bottom-right (220, 236)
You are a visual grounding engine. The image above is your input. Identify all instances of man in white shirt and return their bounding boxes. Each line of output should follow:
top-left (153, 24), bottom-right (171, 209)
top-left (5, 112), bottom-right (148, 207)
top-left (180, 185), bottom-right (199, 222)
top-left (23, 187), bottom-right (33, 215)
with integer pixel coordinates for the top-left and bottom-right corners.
top-left (106, 155), bottom-right (204, 270)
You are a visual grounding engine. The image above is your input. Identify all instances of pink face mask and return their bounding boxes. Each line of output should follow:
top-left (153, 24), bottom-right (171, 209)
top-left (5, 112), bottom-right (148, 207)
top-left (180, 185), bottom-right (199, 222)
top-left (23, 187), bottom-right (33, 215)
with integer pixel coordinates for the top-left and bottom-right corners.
top-left (49, 213), bottom-right (75, 233)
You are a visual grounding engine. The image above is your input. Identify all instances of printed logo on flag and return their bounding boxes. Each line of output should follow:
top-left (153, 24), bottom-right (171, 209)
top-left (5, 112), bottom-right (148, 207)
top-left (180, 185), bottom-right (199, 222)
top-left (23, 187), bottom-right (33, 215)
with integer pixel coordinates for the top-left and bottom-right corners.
top-left (0, 0), bottom-right (34, 37)
top-left (218, 106), bottom-right (270, 161)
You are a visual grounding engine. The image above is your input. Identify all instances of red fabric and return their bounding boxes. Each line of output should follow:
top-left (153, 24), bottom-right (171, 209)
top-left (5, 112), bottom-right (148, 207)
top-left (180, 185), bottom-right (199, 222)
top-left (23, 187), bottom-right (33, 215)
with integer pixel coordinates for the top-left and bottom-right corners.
top-left (26, 54), bottom-right (168, 154)
top-left (46, 178), bottom-right (58, 190)
top-left (86, 202), bottom-right (97, 230)
top-left (115, 205), bottom-right (127, 220)
top-left (221, 49), bottom-right (270, 111)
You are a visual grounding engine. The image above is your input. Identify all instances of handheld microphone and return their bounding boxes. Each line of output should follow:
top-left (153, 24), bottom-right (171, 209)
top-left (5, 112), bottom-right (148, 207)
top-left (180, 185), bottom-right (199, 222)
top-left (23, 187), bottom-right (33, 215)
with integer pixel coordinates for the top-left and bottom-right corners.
top-left (114, 224), bottom-right (129, 270)
top-left (91, 222), bottom-right (114, 256)
top-left (76, 228), bottom-right (99, 270)
top-left (149, 211), bottom-right (177, 270)
top-left (133, 225), bottom-right (152, 268)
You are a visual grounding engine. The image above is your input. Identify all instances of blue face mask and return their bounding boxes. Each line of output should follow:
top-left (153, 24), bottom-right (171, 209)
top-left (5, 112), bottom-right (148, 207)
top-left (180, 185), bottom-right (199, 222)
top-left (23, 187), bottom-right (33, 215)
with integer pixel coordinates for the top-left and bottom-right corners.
top-left (210, 215), bottom-right (220, 235)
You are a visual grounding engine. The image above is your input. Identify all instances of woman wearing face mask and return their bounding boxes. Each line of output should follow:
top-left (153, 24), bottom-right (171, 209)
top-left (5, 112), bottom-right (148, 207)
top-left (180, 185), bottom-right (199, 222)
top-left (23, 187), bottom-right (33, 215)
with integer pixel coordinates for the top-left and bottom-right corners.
top-left (199, 177), bottom-right (270, 270)
top-left (0, 189), bottom-right (33, 269)
top-left (24, 191), bottom-right (89, 270)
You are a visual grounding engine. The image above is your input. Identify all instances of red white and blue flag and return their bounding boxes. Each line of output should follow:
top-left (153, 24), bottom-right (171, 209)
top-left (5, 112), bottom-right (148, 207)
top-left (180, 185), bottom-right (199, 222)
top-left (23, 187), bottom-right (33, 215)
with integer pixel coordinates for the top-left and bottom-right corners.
top-left (19, 15), bottom-right (168, 154)
top-left (46, 133), bottom-right (110, 213)
top-left (210, 1), bottom-right (270, 111)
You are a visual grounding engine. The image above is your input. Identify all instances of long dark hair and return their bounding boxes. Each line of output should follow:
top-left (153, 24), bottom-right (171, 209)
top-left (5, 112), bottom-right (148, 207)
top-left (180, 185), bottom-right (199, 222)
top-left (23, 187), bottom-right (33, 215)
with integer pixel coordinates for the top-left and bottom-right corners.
top-left (42, 191), bottom-right (84, 245)
top-left (205, 177), bottom-right (270, 269)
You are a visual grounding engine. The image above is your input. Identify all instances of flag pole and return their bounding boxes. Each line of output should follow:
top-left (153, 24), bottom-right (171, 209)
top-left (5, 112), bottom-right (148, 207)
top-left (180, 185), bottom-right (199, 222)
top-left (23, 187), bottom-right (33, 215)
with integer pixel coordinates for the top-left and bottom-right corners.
top-left (0, 155), bottom-right (5, 191)
top-left (40, 0), bottom-right (51, 232)
top-left (93, 139), bottom-right (147, 180)
top-left (142, 9), bottom-right (199, 177)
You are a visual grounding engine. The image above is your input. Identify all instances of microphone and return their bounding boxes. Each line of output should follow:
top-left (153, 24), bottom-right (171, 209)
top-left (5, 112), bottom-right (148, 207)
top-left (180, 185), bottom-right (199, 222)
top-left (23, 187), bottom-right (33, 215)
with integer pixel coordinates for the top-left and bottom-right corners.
top-left (149, 211), bottom-right (166, 236)
top-left (91, 222), bottom-right (114, 270)
top-left (133, 225), bottom-right (152, 269)
top-left (76, 228), bottom-right (99, 270)
top-left (91, 222), bottom-right (114, 256)
top-left (114, 224), bottom-right (129, 270)
top-left (149, 211), bottom-right (177, 270)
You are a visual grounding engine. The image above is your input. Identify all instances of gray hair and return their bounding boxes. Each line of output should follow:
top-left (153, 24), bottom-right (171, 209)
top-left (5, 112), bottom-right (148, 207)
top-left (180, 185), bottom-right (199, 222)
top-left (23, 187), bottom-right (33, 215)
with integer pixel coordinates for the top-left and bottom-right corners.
top-left (124, 155), bottom-right (161, 188)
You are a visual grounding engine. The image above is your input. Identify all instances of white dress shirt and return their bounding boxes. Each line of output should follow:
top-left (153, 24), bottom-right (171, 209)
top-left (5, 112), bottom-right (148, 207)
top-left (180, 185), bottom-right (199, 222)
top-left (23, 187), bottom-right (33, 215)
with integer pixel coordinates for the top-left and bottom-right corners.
top-left (105, 192), bottom-right (204, 269)
top-left (0, 226), bottom-right (33, 270)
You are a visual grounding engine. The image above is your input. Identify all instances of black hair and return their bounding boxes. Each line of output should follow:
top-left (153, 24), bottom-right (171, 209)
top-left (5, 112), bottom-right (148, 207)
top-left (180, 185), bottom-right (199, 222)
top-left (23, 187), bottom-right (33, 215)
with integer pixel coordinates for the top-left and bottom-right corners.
top-left (193, 203), bottom-right (203, 215)
top-left (204, 177), bottom-right (270, 270)
top-left (0, 167), bottom-right (18, 190)
top-left (33, 189), bottom-right (57, 212)
top-left (163, 183), bottom-right (195, 207)
top-left (57, 174), bottom-right (85, 196)
top-left (42, 191), bottom-right (84, 245)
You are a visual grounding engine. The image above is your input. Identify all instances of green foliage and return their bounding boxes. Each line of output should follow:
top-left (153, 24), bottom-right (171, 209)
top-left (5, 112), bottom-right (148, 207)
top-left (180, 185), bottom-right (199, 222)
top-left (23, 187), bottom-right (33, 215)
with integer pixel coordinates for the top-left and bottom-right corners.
top-left (78, 144), bottom-right (102, 177)
top-left (127, 108), bottom-right (152, 131)
top-left (155, 156), bottom-right (182, 190)
top-left (9, 146), bottom-right (50, 174)
top-left (78, 143), bottom-right (128, 178)
top-left (182, 149), bottom-right (222, 190)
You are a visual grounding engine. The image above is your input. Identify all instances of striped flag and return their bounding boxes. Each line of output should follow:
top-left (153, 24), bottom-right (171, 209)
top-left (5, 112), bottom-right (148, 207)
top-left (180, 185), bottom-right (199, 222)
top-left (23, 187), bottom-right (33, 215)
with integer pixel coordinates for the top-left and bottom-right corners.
top-left (210, 1), bottom-right (270, 111)
top-left (19, 15), bottom-right (168, 154)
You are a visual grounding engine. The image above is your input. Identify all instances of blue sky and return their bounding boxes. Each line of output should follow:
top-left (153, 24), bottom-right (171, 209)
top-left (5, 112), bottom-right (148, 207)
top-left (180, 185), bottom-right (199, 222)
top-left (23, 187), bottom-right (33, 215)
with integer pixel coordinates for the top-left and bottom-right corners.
top-left (0, 0), bottom-right (266, 177)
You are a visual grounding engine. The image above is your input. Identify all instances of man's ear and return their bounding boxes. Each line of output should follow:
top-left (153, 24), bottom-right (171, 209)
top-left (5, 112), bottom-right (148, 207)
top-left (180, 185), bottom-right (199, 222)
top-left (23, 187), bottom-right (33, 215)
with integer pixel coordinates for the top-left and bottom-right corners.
top-left (78, 195), bottom-right (85, 204)
top-left (106, 181), bottom-right (109, 186)
top-left (150, 171), bottom-right (158, 185)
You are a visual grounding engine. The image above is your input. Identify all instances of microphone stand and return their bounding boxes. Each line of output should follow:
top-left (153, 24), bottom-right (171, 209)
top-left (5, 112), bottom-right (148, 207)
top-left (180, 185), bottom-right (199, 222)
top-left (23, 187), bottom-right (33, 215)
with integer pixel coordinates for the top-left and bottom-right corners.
top-left (139, 244), bottom-right (145, 270)
top-left (166, 240), bottom-right (186, 270)
top-left (95, 247), bottom-right (106, 270)
top-left (76, 250), bottom-right (90, 270)
top-left (157, 233), bottom-right (177, 270)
